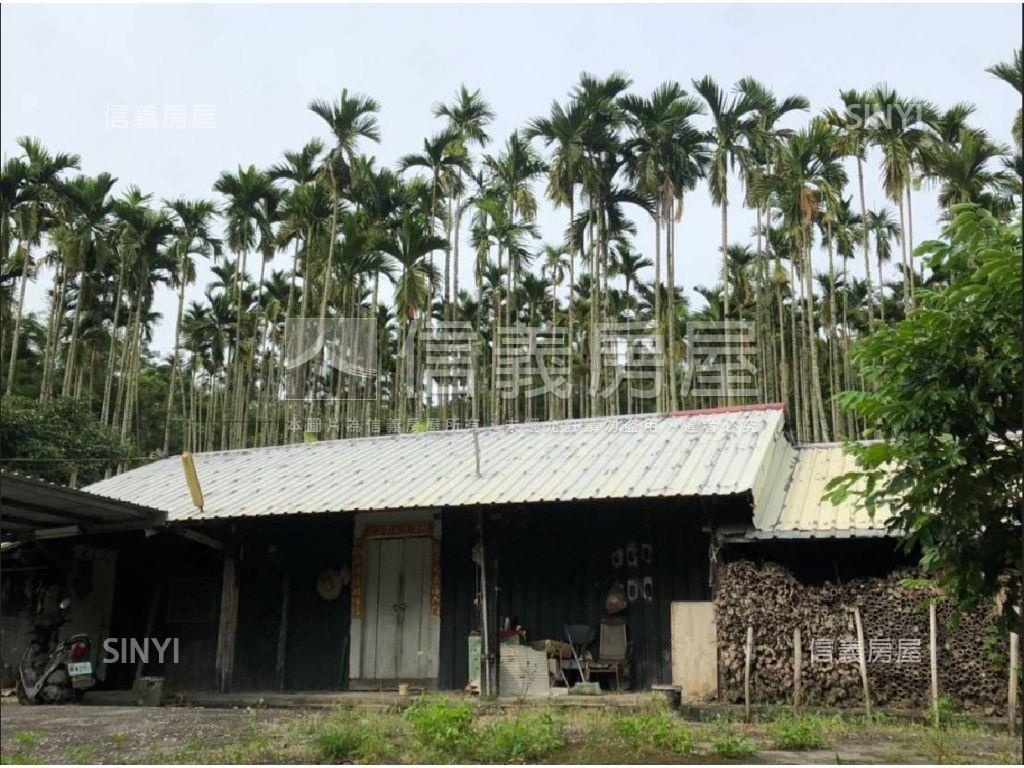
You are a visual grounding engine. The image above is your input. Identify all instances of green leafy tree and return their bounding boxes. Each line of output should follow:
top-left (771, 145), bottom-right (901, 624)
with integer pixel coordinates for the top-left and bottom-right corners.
top-left (0, 396), bottom-right (129, 486)
top-left (826, 204), bottom-right (1022, 623)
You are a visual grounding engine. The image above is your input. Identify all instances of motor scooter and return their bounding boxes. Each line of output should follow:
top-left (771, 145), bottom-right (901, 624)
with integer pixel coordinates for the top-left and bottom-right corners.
top-left (16, 598), bottom-right (95, 704)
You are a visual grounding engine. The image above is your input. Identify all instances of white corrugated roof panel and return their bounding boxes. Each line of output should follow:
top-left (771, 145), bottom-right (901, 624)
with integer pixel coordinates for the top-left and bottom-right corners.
top-left (749, 443), bottom-right (893, 538)
top-left (83, 406), bottom-right (791, 522)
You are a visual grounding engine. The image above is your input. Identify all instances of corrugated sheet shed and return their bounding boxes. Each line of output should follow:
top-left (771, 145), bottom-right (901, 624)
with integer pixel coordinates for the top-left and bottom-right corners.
top-left (750, 444), bottom-right (893, 538)
top-left (84, 405), bottom-right (795, 523)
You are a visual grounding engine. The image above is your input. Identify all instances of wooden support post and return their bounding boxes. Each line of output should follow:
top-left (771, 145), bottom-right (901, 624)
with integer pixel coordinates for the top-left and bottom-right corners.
top-left (476, 510), bottom-right (494, 698)
top-left (929, 600), bottom-right (939, 726)
top-left (744, 625), bottom-right (754, 722)
top-left (215, 546), bottom-right (239, 693)
top-left (1009, 630), bottom-right (1019, 735)
top-left (793, 627), bottom-right (802, 712)
top-left (488, 548), bottom-right (501, 698)
top-left (852, 607), bottom-right (871, 720)
top-left (276, 573), bottom-right (291, 692)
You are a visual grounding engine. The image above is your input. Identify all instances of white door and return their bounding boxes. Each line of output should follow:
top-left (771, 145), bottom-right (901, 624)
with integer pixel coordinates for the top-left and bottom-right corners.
top-left (361, 537), bottom-right (433, 681)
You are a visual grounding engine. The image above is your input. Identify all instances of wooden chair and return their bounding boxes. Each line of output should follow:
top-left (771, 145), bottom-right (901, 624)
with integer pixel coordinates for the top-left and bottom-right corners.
top-left (586, 618), bottom-right (627, 691)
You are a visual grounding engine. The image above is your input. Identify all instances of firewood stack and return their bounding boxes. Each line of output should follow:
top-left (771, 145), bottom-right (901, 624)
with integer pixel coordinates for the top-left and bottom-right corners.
top-left (715, 560), bottom-right (1009, 713)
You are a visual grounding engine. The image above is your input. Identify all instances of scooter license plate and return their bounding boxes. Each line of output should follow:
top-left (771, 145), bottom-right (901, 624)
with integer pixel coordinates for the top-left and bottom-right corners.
top-left (67, 661), bottom-right (92, 677)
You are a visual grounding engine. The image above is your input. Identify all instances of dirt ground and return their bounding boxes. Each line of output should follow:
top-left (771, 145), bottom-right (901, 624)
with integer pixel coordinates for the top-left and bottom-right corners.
top-left (0, 704), bottom-right (299, 764)
top-left (1, 700), bottom-right (1020, 764)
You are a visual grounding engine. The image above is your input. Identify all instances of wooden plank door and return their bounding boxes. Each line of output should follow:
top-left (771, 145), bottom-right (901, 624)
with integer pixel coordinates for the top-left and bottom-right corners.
top-left (670, 601), bottom-right (718, 700)
top-left (361, 537), bottom-right (433, 683)
top-left (396, 537), bottom-right (432, 679)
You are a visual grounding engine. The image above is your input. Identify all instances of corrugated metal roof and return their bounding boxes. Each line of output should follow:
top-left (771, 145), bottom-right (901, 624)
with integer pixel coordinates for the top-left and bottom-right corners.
top-left (749, 443), bottom-right (893, 539)
top-left (83, 405), bottom-right (793, 523)
top-left (1, 471), bottom-right (166, 542)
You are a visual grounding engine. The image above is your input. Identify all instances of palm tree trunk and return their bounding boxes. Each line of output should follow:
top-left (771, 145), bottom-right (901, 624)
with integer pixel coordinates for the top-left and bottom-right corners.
top-left (667, 198), bottom-right (679, 412)
top-left (163, 256), bottom-right (188, 455)
top-left (802, 237), bottom-right (829, 441)
top-left (720, 188), bottom-right (731, 403)
top-left (856, 158), bottom-right (875, 329)
top-left (40, 262), bottom-right (67, 403)
top-left (653, 204), bottom-right (663, 413)
top-left (896, 195), bottom-right (911, 311)
top-left (120, 299), bottom-right (143, 444)
top-left (5, 241), bottom-right (29, 395)
top-left (452, 196), bottom-right (462, 322)
top-left (445, 192), bottom-right (453, 313)
top-left (231, 249), bottom-right (249, 446)
top-left (774, 270), bottom-right (789, 420)
top-left (101, 260), bottom-right (125, 424)
top-left (841, 271), bottom-right (856, 437)
top-left (876, 252), bottom-right (887, 322)
top-left (905, 182), bottom-right (916, 302)
top-left (62, 269), bottom-right (87, 397)
top-left (789, 260), bottom-right (807, 441)
top-left (825, 229), bottom-right (840, 439)
top-left (243, 254), bottom-right (269, 446)
top-left (290, 229), bottom-right (314, 443)
top-left (112, 294), bottom-right (134, 432)
top-left (588, 209), bottom-right (600, 418)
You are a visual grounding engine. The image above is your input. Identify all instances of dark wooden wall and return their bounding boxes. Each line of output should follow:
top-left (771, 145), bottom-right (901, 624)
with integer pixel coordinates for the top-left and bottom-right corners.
top-left (438, 499), bottom-right (716, 691)
top-left (105, 515), bottom-right (354, 692)
top-left (103, 501), bottom-right (725, 693)
top-left (275, 516), bottom-right (353, 691)
top-left (437, 508), bottom-right (478, 689)
top-left (218, 516), bottom-right (355, 691)
top-left (106, 533), bottom-right (221, 690)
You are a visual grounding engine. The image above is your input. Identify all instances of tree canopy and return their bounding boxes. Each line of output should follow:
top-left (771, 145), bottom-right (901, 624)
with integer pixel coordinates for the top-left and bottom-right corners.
top-left (826, 204), bottom-right (1023, 621)
top-left (0, 395), bottom-right (130, 486)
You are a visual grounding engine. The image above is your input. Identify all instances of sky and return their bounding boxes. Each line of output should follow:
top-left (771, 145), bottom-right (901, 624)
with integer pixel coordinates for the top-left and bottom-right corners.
top-left (1, 3), bottom-right (1021, 354)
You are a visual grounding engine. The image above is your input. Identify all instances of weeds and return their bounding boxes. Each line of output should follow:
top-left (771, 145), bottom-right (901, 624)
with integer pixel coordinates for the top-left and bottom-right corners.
top-left (0, 754), bottom-right (40, 766)
top-left (10, 734), bottom-right (41, 750)
top-left (403, 695), bottom-right (475, 760)
top-left (613, 711), bottom-right (695, 757)
top-left (167, 738), bottom-right (207, 763)
top-left (711, 723), bottom-right (757, 759)
top-left (315, 719), bottom-right (363, 762)
top-left (918, 728), bottom-right (961, 763)
top-left (66, 745), bottom-right (94, 763)
top-left (768, 714), bottom-right (833, 750)
top-left (476, 711), bottom-right (564, 763)
top-left (931, 697), bottom-right (972, 731)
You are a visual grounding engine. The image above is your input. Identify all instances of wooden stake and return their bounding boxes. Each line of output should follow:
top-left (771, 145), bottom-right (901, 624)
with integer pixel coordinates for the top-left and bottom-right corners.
top-left (1009, 630), bottom-right (1019, 735)
top-left (929, 600), bottom-right (939, 726)
top-left (793, 627), bottom-right (802, 712)
top-left (852, 607), bottom-right (872, 720)
top-left (744, 625), bottom-right (754, 722)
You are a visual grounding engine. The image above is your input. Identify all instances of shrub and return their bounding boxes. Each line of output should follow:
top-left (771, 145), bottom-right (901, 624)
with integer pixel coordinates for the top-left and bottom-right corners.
top-left (613, 712), bottom-right (695, 756)
top-left (769, 715), bottom-right (830, 750)
top-left (403, 695), bottom-right (475, 760)
top-left (476, 711), bottom-right (564, 763)
top-left (711, 725), bottom-right (757, 759)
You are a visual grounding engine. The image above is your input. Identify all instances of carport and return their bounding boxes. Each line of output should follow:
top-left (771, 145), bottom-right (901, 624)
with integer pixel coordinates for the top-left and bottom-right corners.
top-left (0, 472), bottom-right (166, 542)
